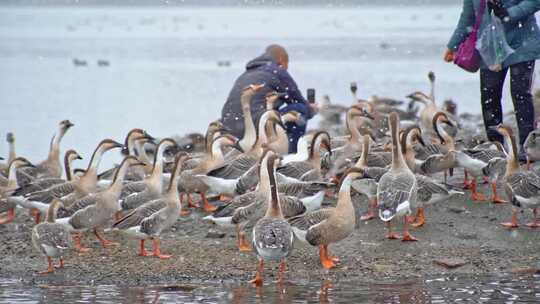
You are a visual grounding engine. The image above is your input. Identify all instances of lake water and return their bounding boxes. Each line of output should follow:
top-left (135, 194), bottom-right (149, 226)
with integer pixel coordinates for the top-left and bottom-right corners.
top-left (2, 5), bottom-right (536, 166)
top-left (1, 274), bottom-right (540, 303)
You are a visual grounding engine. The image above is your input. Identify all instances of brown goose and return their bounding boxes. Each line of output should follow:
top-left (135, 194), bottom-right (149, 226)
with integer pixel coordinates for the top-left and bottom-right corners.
top-left (377, 112), bottom-right (418, 241)
top-left (494, 125), bottom-right (540, 228)
top-left (31, 199), bottom-right (73, 274)
top-left (236, 84), bottom-right (265, 153)
top-left (119, 138), bottom-right (177, 213)
top-left (114, 152), bottom-right (190, 259)
top-left (23, 139), bottom-right (123, 207)
top-left (55, 156), bottom-right (144, 252)
top-left (179, 134), bottom-right (240, 212)
top-left (18, 120), bottom-right (74, 185)
top-left (288, 168), bottom-right (364, 269)
top-left (250, 151), bottom-right (293, 286)
top-left (0, 157), bottom-right (34, 224)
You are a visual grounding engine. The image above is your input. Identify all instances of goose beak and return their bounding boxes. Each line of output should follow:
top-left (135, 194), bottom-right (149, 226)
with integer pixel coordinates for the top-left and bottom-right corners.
top-left (66, 121), bottom-right (75, 128)
top-left (143, 132), bottom-right (155, 143)
top-left (417, 135), bottom-right (426, 147)
top-left (218, 124), bottom-right (232, 134)
top-left (0, 156), bottom-right (3, 161)
top-left (133, 161), bottom-right (146, 167)
top-left (76, 155), bottom-right (83, 160)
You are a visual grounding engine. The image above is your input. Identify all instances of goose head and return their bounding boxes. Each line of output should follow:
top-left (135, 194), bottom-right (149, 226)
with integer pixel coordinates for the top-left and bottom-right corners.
top-left (428, 71), bottom-right (435, 84)
top-left (349, 104), bottom-right (375, 120)
top-left (264, 91), bottom-right (287, 110)
top-left (281, 110), bottom-right (304, 126)
top-left (122, 128), bottom-right (149, 156)
top-left (6, 132), bottom-right (14, 144)
top-left (401, 125), bottom-right (425, 154)
top-left (46, 199), bottom-right (65, 223)
top-left (407, 91), bottom-right (432, 105)
top-left (8, 157), bottom-right (34, 171)
top-left (260, 110), bottom-right (286, 132)
top-left (59, 119), bottom-right (75, 132)
top-left (216, 134), bottom-right (243, 153)
top-left (65, 149), bottom-right (83, 162)
top-left (240, 83), bottom-right (265, 106)
top-left (350, 82), bottom-right (358, 95)
top-left (310, 131), bottom-right (331, 160)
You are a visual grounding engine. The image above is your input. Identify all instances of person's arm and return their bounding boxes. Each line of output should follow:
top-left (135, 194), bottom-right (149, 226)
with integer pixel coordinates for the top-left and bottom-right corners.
top-left (490, 0), bottom-right (540, 22)
top-left (447, 0), bottom-right (475, 51)
top-left (275, 68), bottom-right (314, 119)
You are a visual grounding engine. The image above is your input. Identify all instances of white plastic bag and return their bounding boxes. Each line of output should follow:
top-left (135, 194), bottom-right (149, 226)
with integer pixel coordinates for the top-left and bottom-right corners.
top-left (476, 13), bottom-right (515, 72)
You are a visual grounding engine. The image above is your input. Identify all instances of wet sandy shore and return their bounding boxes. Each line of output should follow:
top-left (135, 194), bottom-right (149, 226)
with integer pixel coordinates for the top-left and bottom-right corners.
top-left (1, 175), bottom-right (540, 286)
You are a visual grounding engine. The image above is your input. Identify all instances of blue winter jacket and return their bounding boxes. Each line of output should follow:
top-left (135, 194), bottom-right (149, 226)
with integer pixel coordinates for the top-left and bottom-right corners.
top-left (448, 0), bottom-right (540, 68)
top-left (221, 52), bottom-right (312, 138)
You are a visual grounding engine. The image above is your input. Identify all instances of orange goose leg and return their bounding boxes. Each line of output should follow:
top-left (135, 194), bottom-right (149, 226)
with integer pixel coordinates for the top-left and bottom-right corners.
top-left (39, 257), bottom-right (55, 274)
top-left (360, 198), bottom-right (376, 221)
top-left (319, 245), bottom-right (337, 269)
top-left (57, 257), bottom-right (65, 269)
top-left (152, 239), bottom-right (171, 259)
top-left (139, 240), bottom-right (153, 256)
top-left (411, 207), bottom-right (426, 228)
top-left (93, 228), bottom-right (118, 247)
top-left (527, 208), bottom-right (540, 228)
top-left (463, 170), bottom-right (472, 189)
top-left (278, 260), bottom-right (287, 284)
top-left (402, 216), bottom-right (418, 242)
top-left (73, 234), bottom-right (91, 253)
top-left (0, 208), bottom-right (15, 225)
top-left (249, 259), bottom-right (264, 286)
top-left (385, 221), bottom-right (400, 240)
top-left (491, 182), bottom-right (507, 204)
top-left (502, 210), bottom-right (519, 228)
top-left (30, 208), bottom-right (41, 224)
top-left (527, 157), bottom-right (532, 171)
top-left (236, 225), bottom-right (252, 252)
top-left (471, 179), bottom-right (488, 201)
top-left (179, 193), bottom-right (191, 216)
top-left (201, 192), bottom-right (217, 212)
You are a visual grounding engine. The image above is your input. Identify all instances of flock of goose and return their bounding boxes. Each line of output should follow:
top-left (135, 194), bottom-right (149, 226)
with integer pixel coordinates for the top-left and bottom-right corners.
top-left (2, 72), bottom-right (540, 286)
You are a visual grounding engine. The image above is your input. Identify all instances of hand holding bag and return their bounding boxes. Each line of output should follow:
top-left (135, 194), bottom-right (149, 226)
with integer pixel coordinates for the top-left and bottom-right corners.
top-left (454, 0), bottom-right (487, 72)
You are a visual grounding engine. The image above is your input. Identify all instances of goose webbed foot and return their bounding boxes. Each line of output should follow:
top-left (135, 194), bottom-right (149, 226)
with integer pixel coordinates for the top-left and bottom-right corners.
top-left (0, 208), bottom-right (15, 225)
top-left (152, 239), bottom-right (171, 259)
top-left (39, 257), bottom-right (55, 275)
top-left (410, 207), bottom-right (426, 228)
top-left (319, 245), bottom-right (337, 269)
top-left (94, 228), bottom-right (118, 247)
top-left (73, 234), bottom-right (91, 253)
top-left (138, 240), bottom-right (153, 257)
top-left (502, 210), bottom-right (519, 229)
top-left (249, 259), bottom-right (264, 286)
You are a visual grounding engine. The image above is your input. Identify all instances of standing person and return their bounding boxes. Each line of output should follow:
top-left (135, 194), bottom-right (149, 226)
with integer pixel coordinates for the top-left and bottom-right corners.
top-left (445, 0), bottom-right (540, 161)
top-left (221, 44), bottom-right (317, 153)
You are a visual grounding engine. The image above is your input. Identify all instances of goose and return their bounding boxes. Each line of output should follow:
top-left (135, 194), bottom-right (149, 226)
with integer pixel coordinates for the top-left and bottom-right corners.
top-left (204, 110), bottom-right (282, 181)
top-left (113, 152), bottom-right (190, 259)
top-left (249, 151), bottom-right (293, 286)
top-left (203, 150), bottom-right (310, 252)
top-left (31, 199), bottom-right (73, 274)
top-left (118, 138), bottom-right (177, 213)
top-left (377, 112), bottom-right (418, 241)
top-left (236, 84), bottom-right (265, 153)
top-left (277, 131), bottom-right (331, 182)
top-left (55, 156), bottom-right (144, 252)
top-left (179, 134), bottom-right (240, 213)
top-left (266, 110), bottom-right (302, 155)
top-left (349, 135), bottom-right (388, 221)
top-left (288, 168), bottom-right (364, 269)
top-left (319, 94), bottom-right (348, 125)
top-left (0, 157), bottom-right (34, 224)
top-left (452, 142), bottom-right (507, 203)
top-left (328, 105), bottom-right (374, 174)
top-left (282, 134), bottom-right (311, 165)
top-left (13, 150), bottom-right (83, 197)
top-left (99, 129), bottom-right (154, 181)
top-left (524, 129), bottom-right (540, 170)
top-left (414, 112), bottom-right (457, 183)
top-left (494, 125), bottom-right (540, 229)
top-left (18, 120), bottom-right (74, 185)
top-left (23, 139), bottom-right (123, 207)
top-left (0, 132), bottom-right (16, 175)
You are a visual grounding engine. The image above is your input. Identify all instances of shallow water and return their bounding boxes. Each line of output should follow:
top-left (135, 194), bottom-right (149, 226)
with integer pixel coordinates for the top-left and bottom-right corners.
top-left (1, 274), bottom-right (540, 303)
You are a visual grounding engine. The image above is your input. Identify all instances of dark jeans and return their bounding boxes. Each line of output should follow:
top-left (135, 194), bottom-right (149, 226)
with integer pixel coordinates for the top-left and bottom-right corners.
top-left (480, 60), bottom-right (536, 147)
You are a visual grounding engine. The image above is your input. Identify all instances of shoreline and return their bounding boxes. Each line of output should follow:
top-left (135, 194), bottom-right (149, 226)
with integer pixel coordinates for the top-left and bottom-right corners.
top-left (2, 176), bottom-right (540, 286)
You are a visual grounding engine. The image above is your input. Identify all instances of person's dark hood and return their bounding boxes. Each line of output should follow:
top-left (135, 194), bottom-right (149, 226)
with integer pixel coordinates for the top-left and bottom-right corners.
top-left (245, 52), bottom-right (276, 70)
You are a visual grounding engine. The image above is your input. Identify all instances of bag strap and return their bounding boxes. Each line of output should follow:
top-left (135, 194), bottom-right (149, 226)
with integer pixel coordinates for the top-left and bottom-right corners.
top-left (473, 0), bottom-right (487, 32)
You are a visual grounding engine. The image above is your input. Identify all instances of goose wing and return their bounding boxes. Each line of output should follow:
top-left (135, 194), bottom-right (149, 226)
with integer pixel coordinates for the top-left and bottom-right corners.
top-left (207, 155), bottom-right (256, 179)
top-left (277, 161), bottom-right (314, 179)
top-left (213, 191), bottom-right (258, 218)
top-left (114, 198), bottom-right (166, 230)
top-left (25, 181), bottom-right (75, 204)
top-left (377, 171), bottom-right (416, 220)
top-left (279, 195), bottom-right (307, 218)
top-left (288, 208), bottom-right (334, 230)
top-left (120, 188), bottom-right (160, 211)
top-left (57, 194), bottom-right (98, 219)
top-left (505, 171), bottom-right (540, 199)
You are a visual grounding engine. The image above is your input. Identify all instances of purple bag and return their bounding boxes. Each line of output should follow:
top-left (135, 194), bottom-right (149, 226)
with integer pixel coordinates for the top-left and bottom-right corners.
top-left (454, 0), bottom-right (487, 73)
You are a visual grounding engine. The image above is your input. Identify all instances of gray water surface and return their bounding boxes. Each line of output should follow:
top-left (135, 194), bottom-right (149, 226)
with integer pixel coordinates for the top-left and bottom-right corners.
top-left (2, 274), bottom-right (540, 303)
